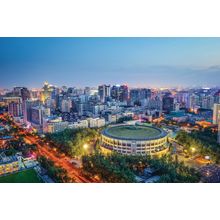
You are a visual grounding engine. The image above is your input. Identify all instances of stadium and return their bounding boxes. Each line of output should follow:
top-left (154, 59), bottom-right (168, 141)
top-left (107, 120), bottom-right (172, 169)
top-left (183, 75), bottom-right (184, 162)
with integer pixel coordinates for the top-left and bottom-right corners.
top-left (101, 124), bottom-right (168, 155)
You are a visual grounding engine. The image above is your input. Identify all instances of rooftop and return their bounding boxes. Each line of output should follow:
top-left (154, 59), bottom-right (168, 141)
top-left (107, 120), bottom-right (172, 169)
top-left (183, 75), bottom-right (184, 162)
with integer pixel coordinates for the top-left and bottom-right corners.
top-left (102, 125), bottom-right (167, 140)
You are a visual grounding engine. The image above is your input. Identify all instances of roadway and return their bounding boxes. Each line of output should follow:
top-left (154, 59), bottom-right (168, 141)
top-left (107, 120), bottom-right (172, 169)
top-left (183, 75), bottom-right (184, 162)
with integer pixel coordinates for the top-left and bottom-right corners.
top-left (0, 114), bottom-right (98, 183)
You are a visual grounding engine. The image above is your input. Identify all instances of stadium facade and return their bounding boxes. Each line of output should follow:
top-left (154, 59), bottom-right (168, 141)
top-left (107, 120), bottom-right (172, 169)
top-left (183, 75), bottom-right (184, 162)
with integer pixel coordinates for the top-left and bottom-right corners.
top-left (101, 124), bottom-right (168, 155)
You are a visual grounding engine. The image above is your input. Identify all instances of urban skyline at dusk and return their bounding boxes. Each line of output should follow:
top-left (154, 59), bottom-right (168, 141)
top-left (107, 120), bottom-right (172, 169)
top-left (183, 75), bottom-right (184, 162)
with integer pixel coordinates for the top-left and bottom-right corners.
top-left (1, 38), bottom-right (220, 88)
top-left (2, 1), bottom-right (220, 219)
top-left (1, 37), bottom-right (220, 185)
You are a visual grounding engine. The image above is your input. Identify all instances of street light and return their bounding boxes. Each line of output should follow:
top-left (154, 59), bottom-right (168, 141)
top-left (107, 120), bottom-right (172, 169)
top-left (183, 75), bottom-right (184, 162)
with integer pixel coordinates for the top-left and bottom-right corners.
top-left (83, 143), bottom-right (89, 150)
top-left (191, 147), bottom-right (196, 153)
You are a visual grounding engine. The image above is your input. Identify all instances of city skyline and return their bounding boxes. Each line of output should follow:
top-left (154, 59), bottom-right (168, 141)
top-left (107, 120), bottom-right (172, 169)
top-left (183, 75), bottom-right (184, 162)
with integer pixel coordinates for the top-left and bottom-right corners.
top-left (1, 38), bottom-right (220, 88)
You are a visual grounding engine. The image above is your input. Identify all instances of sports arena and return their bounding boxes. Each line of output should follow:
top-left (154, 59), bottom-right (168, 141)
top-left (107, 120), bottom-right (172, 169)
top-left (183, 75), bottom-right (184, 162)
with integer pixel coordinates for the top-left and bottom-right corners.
top-left (101, 124), bottom-right (168, 155)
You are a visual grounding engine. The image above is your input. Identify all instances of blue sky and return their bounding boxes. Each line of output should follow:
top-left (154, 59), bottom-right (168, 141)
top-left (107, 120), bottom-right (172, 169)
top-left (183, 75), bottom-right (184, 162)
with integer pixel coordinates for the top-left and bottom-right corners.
top-left (0, 37), bottom-right (220, 88)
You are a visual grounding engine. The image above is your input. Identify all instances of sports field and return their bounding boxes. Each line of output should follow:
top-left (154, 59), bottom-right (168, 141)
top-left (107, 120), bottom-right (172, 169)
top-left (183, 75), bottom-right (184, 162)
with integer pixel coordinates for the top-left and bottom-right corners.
top-left (104, 125), bottom-right (162, 140)
top-left (0, 169), bottom-right (43, 183)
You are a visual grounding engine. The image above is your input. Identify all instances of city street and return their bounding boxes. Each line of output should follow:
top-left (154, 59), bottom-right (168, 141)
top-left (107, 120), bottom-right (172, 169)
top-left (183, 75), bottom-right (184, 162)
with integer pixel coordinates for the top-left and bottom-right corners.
top-left (0, 114), bottom-right (98, 183)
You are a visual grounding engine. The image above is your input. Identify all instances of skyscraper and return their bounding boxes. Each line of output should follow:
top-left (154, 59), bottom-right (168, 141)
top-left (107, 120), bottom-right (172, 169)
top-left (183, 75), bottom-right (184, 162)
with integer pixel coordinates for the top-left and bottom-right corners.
top-left (119, 85), bottom-right (129, 102)
top-left (111, 85), bottom-right (129, 102)
top-left (23, 100), bottom-right (40, 123)
top-left (162, 96), bottom-right (174, 113)
top-left (40, 82), bottom-right (53, 104)
top-left (3, 97), bottom-right (23, 117)
top-left (61, 98), bottom-right (72, 113)
top-left (187, 94), bottom-right (199, 109)
top-left (213, 103), bottom-right (220, 124)
top-left (130, 88), bottom-right (151, 106)
top-left (13, 87), bottom-right (30, 101)
top-left (8, 102), bottom-right (22, 117)
top-left (98, 84), bottom-right (110, 102)
top-left (139, 88), bottom-right (151, 100)
top-left (201, 95), bottom-right (214, 110)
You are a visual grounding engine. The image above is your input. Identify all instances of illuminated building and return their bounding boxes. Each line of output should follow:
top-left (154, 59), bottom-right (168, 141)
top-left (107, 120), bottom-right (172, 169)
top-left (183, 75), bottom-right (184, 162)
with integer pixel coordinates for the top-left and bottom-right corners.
top-left (195, 120), bottom-right (212, 128)
top-left (43, 117), bottom-right (69, 133)
top-left (3, 97), bottom-right (22, 105)
top-left (13, 87), bottom-right (30, 101)
top-left (213, 103), bottom-right (220, 124)
top-left (187, 94), bottom-right (199, 109)
top-left (162, 96), bottom-right (174, 113)
top-left (111, 85), bottom-right (129, 102)
top-left (101, 124), bottom-right (168, 155)
top-left (201, 95), bottom-right (214, 110)
top-left (68, 120), bottom-right (89, 129)
top-left (130, 88), bottom-right (151, 106)
top-left (214, 90), bottom-right (220, 104)
top-left (8, 102), bottom-right (22, 117)
top-left (0, 153), bottom-right (21, 176)
top-left (98, 84), bottom-right (111, 102)
top-left (23, 100), bottom-right (40, 124)
top-left (61, 99), bottom-right (72, 113)
top-left (87, 117), bottom-right (106, 128)
top-left (31, 106), bottom-right (50, 126)
top-left (3, 97), bottom-right (23, 117)
top-left (40, 82), bottom-right (54, 104)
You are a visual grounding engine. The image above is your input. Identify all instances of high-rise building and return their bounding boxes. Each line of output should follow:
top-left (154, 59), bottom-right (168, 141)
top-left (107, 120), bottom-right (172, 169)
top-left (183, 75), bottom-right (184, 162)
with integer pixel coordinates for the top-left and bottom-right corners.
top-left (3, 97), bottom-right (23, 117)
top-left (3, 97), bottom-right (22, 105)
top-left (111, 85), bottom-right (129, 102)
top-left (13, 87), bottom-right (30, 101)
top-left (139, 88), bottom-right (151, 100)
top-left (214, 90), bottom-right (220, 104)
top-left (61, 99), bottom-right (72, 113)
top-left (24, 100), bottom-right (40, 123)
top-left (213, 103), bottom-right (220, 124)
top-left (30, 89), bottom-right (41, 99)
top-left (98, 85), bottom-right (111, 102)
top-left (40, 82), bottom-right (54, 104)
top-left (187, 94), bottom-right (199, 109)
top-left (130, 88), bottom-right (151, 106)
top-left (146, 96), bottom-right (162, 111)
top-left (119, 85), bottom-right (129, 102)
top-left (130, 89), bottom-right (140, 103)
top-left (8, 102), bottom-right (22, 117)
top-left (201, 95), bottom-right (214, 110)
top-left (30, 106), bottom-right (50, 133)
top-left (13, 87), bottom-right (31, 116)
top-left (31, 106), bottom-right (44, 125)
top-left (162, 96), bottom-right (174, 113)
top-left (111, 85), bottom-right (120, 101)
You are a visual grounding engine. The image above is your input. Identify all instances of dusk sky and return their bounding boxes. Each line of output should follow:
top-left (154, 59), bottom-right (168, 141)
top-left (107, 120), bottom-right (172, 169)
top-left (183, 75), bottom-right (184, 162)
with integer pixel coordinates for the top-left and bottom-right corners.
top-left (1, 37), bottom-right (220, 88)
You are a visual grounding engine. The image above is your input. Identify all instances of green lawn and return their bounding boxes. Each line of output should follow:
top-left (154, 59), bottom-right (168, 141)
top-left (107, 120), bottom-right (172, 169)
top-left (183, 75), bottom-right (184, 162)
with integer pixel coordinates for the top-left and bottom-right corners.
top-left (106, 125), bottom-right (161, 139)
top-left (0, 169), bottom-right (43, 183)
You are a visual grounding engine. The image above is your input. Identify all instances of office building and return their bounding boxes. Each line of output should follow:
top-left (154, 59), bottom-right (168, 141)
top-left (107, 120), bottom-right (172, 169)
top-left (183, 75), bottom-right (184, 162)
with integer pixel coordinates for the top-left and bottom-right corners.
top-left (213, 104), bottom-right (220, 124)
top-left (162, 96), bottom-right (174, 113)
top-left (43, 117), bottom-right (69, 133)
top-left (61, 99), bottom-right (72, 113)
top-left (8, 102), bottom-right (22, 117)
top-left (111, 85), bottom-right (129, 102)
top-left (98, 84), bottom-right (111, 102)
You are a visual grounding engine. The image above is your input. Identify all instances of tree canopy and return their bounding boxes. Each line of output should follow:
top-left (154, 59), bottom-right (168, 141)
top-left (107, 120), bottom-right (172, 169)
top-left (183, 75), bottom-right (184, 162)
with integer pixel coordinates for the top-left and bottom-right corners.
top-left (82, 153), bottom-right (200, 183)
top-left (45, 128), bottom-right (99, 157)
top-left (176, 129), bottom-right (220, 162)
